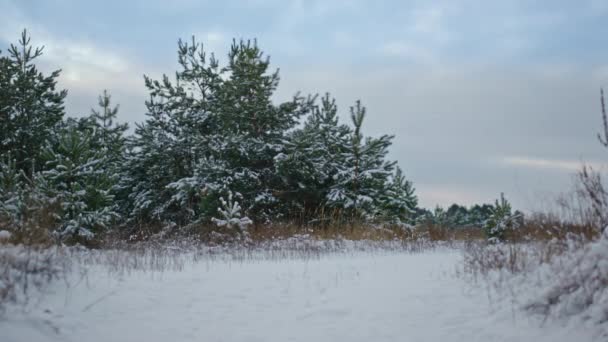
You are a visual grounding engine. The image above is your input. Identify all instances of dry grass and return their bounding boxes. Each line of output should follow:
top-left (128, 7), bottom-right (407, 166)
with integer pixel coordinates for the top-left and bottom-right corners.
top-left (460, 238), bottom-right (585, 280)
top-left (250, 222), bottom-right (416, 241)
top-left (162, 220), bottom-right (487, 246)
top-left (419, 224), bottom-right (485, 241)
top-left (460, 212), bottom-right (597, 281)
top-left (0, 245), bottom-right (71, 314)
top-left (506, 214), bottom-right (598, 242)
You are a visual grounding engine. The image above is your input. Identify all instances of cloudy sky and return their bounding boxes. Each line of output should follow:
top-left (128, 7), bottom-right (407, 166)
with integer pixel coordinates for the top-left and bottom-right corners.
top-left (2, 0), bottom-right (608, 210)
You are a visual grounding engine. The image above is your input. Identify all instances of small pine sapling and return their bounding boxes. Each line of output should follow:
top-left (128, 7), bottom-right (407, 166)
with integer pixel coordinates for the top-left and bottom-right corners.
top-left (211, 191), bottom-right (253, 235)
top-left (484, 193), bottom-right (521, 243)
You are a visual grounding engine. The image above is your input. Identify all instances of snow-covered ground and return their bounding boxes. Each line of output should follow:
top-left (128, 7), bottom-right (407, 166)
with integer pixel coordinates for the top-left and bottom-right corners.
top-left (1, 247), bottom-right (599, 342)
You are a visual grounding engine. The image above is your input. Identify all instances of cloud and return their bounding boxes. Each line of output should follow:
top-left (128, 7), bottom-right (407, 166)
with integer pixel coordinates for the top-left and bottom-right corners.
top-left (46, 40), bottom-right (129, 74)
top-left (0, 2), bottom-right (149, 123)
top-left (496, 156), bottom-right (605, 172)
top-left (376, 4), bottom-right (453, 66)
top-left (332, 31), bottom-right (357, 48)
top-left (411, 6), bottom-right (446, 37)
top-left (416, 185), bottom-right (491, 208)
top-left (380, 41), bottom-right (436, 64)
top-left (0, 3), bottom-right (133, 78)
top-left (187, 30), bottom-right (228, 57)
top-left (205, 32), bottom-right (223, 43)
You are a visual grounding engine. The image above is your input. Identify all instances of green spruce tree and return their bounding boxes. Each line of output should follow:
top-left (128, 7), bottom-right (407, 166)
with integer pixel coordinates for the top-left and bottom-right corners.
top-left (0, 30), bottom-right (67, 177)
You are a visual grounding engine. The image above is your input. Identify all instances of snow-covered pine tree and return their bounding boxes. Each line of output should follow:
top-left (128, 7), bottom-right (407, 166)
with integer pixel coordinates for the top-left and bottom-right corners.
top-left (123, 36), bottom-right (413, 229)
top-left (0, 30), bottom-right (66, 178)
top-left (378, 166), bottom-right (418, 225)
top-left (41, 123), bottom-right (118, 241)
top-left (86, 91), bottom-right (129, 224)
top-left (162, 39), bottom-right (315, 225)
top-left (123, 36), bottom-right (222, 225)
top-left (201, 39), bottom-right (314, 223)
top-left (445, 204), bottom-right (469, 227)
top-left (90, 90), bottom-right (128, 162)
top-left (275, 93), bottom-right (351, 220)
top-left (484, 193), bottom-right (521, 243)
top-left (211, 190), bottom-right (253, 235)
top-left (420, 206), bottom-right (453, 227)
top-left (327, 100), bottom-right (396, 220)
top-left (468, 204), bottom-right (493, 227)
top-left (1, 157), bottom-right (39, 230)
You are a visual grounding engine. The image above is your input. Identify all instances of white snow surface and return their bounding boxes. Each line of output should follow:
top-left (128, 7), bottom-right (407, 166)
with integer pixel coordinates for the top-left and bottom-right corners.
top-left (0, 230), bottom-right (11, 240)
top-left (1, 246), bottom-right (599, 342)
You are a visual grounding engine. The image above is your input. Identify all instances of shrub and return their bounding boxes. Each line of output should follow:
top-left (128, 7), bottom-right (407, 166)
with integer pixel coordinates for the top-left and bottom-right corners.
top-left (525, 230), bottom-right (608, 329)
top-left (0, 158), bottom-right (57, 245)
top-left (484, 193), bottom-right (521, 243)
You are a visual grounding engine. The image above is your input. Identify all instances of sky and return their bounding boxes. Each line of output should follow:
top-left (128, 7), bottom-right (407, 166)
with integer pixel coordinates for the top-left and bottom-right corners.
top-left (2, 0), bottom-right (608, 211)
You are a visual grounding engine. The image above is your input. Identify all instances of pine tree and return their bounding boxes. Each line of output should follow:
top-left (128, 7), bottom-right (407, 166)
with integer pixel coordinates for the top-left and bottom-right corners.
top-left (123, 36), bottom-right (414, 229)
top-left (446, 204), bottom-right (469, 227)
top-left (275, 93), bottom-right (351, 219)
top-left (90, 90), bottom-right (128, 160)
top-left (468, 204), bottom-right (493, 227)
top-left (327, 100), bottom-right (396, 220)
top-left (41, 124), bottom-right (118, 241)
top-left (204, 39), bottom-right (313, 222)
top-left (86, 91), bottom-right (129, 226)
top-left (0, 30), bottom-right (67, 177)
top-left (378, 166), bottom-right (418, 225)
top-left (124, 36), bottom-right (222, 225)
top-left (0, 155), bottom-right (55, 243)
top-left (211, 190), bottom-right (253, 235)
top-left (160, 39), bottom-right (314, 224)
top-left (421, 206), bottom-right (454, 227)
top-left (484, 193), bottom-right (520, 243)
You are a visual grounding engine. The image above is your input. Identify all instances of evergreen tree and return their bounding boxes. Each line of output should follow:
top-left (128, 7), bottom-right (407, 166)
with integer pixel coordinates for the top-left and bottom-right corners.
top-left (468, 204), bottom-right (493, 227)
top-left (117, 36), bottom-right (414, 229)
top-left (1, 157), bottom-right (42, 231)
top-left (211, 190), bottom-right (253, 235)
top-left (484, 193), bottom-right (521, 243)
top-left (41, 124), bottom-right (118, 241)
top-left (446, 204), bottom-right (468, 227)
top-left (327, 101), bottom-right (396, 219)
top-left (275, 93), bottom-right (351, 219)
top-left (203, 39), bottom-right (313, 222)
top-left (123, 37), bottom-right (223, 225)
top-left (90, 90), bottom-right (128, 161)
top-left (378, 166), bottom-right (418, 225)
top-left (159, 38), bottom-right (314, 224)
top-left (420, 206), bottom-right (454, 227)
top-left (0, 30), bottom-right (67, 177)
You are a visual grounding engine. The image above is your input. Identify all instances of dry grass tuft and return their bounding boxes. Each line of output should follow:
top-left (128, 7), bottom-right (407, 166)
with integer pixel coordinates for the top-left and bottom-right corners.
top-left (0, 245), bottom-right (71, 314)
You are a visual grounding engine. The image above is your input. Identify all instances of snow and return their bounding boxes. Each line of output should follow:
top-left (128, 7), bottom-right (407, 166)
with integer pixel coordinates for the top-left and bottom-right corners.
top-left (522, 232), bottom-right (608, 329)
top-left (0, 247), bottom-right (600, 342)
top-left (0, 230), bottom-right (11, 240)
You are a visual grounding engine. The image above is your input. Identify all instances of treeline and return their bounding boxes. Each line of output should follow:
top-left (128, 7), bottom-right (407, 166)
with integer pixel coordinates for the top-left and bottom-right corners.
top-left (417, 203), bottom-right (523, 229)
top-left (1, 31), bottom-right (524, 244)
top-left (0, 31), bottom-right (419, 242)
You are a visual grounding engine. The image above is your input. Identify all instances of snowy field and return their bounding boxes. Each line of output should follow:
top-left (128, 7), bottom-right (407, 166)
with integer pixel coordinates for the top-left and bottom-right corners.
top-left (1, 246), bottom-right (599, 342)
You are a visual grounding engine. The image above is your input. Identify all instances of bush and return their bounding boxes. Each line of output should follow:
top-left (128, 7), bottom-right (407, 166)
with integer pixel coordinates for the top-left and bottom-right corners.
top-left (525, 230), bottom-right (608, 329)
top-left (0, 158), bottom-right (57, 245)
top-left (484, 194), bottom-right (522, 243)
